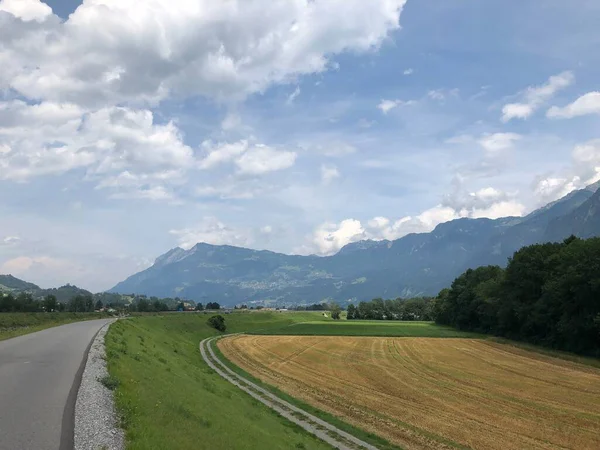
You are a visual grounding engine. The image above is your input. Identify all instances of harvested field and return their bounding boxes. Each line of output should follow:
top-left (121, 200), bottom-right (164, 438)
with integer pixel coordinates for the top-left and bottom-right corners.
top-left (254, 320), bottom-right (481, 338)
top-left (218, 335), bottom-right (600, 450)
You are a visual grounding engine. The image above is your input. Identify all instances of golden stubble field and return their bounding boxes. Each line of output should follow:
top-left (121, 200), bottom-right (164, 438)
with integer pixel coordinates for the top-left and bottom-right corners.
top-left (218, 335), bottom-right (600, 450)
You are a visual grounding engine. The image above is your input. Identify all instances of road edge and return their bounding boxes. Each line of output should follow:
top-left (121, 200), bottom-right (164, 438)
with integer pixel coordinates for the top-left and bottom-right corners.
top-left (74, 319), bottom-right (125, 450)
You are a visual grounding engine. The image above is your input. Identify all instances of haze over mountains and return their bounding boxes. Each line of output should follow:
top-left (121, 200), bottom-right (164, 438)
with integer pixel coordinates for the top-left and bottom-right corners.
top-left (108, 182), bottom-right (600, 307)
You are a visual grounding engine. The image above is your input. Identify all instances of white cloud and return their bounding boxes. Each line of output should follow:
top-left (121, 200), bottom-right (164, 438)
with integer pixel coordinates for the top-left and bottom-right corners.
top-left (110, 186), bottom-right (174, 201)
top-left (235, 144), bottom-right (297, 175)
top-left (547, 92), bottom-right (600, 119)
top-left (501, 71), bottom-right (574, 122)
top-left (0, 101), bottom-right (193, 202)
top-left (1, 236), bottom-right (20, 245)
top-left (320, 164), bottom-right (340, 184)
top-left (1, 256), bottom-right (75, 281)
top-left (310, 219), bottom-right (366, 255)
top-left (470, 201), bottom-right (525, 219)
top-left (199, 140), bottom-right (249, 169)
top-left (403, 68), bottom-right (413, 75)
top-left (170, 218), bottom-right (253, 249)
top-left (306, 186), bottom-right (527, 255)
top-left (286, 86), bottom-right (301, 105)
top-left (427, 90), bottom-right (446, 101)
top-left (1, 0), bottom-right (407, 106)
top-left (534, 176), bottom-right (581, 204)
top-left (377, 99), bottom-right (412, 114)
top-left (533, 139), bottom-right (600, 203)
top-left (478, 133), bottom-right (522, 154)
top-left (0, 0), bottom-right (52, 22)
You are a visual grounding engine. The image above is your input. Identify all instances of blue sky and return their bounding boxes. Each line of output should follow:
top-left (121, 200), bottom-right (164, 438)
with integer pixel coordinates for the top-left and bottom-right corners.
top-left (1, 0), bottom-right (599, 291)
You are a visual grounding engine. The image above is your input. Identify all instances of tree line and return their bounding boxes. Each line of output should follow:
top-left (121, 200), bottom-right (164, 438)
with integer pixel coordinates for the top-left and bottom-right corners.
top-left (433, 236), bottom-right (600, 356)
top-left (0, 292), bottom-right (99, 313)
top-left (347, 297), bottom-right (434, 321)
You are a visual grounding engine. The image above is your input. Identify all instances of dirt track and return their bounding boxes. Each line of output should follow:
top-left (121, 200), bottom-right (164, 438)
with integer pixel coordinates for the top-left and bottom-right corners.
top-left (200, 336), bottom-right (380, 450)
top-left (219, 335), bottom-right (600, 450)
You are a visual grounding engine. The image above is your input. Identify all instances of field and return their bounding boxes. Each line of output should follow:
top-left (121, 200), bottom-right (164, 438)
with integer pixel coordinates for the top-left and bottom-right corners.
top-left (218, 335), bottom-right (600, 450)
top-left (0, 312), bottom-right (110, 341)
top-left (104, 312), bottom-right (394, 450)
top-left (255, 320), bottom-right (481, 338)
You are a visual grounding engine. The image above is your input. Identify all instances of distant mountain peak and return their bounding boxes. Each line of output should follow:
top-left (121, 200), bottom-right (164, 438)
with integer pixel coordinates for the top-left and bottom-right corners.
top-left (154, 246), bottom-right (188, 266)
top-left (585, 179), bottom-right (600, 192)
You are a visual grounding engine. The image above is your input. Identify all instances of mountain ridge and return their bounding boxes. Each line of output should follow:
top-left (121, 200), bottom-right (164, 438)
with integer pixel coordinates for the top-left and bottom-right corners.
top-left (108, 182), bottom-right (600, 306)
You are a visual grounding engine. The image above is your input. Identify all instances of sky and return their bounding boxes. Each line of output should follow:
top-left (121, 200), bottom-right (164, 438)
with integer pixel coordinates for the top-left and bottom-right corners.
top-left (0, 0), bottom-right (599, 291)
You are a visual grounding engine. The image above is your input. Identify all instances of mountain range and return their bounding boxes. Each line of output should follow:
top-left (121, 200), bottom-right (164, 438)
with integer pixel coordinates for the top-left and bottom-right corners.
top-left (107, 181), bottom-right (597, 306)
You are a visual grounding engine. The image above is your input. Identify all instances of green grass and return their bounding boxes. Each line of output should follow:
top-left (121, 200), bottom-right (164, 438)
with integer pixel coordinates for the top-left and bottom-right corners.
top-left (0, 312), bottom-right (110, 341)
top-left (253, 320), bottom-right (483, 338)
top-left (210, 338), bottom-right (402, 450)
top-left (105, 312), bottom-right (335, 450)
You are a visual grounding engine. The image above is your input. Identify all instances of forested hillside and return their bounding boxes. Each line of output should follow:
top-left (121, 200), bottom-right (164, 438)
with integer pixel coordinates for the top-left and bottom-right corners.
top-left (433, 236), bottom-right (600, 356)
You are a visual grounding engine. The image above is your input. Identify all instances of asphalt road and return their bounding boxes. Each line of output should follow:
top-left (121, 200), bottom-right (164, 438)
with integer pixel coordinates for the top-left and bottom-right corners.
top-left (0, 319), bottom-right (112, 450)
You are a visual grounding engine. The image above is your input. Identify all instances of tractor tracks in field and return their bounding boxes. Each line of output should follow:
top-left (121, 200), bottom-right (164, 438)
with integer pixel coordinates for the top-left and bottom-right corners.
top-left (199, 335), bottom-right (380, 450)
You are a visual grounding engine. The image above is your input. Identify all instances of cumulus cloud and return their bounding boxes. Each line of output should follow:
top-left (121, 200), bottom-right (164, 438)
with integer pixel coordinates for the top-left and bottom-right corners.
top-left (478, 133), bottom-right (522, 154)
top-left (501, 71), bottom-right (574, 122)
top-left (403, 68), bottom-right (413, 75)
top-left (547, 92), bottom-right (600, 119)
top-left (0, 0), bottom-right (406, 201)
top-left (320, 164), bottom-right (340, 184)
top-left (306, 186), bottom-right (526, 255)
top-left (0, 101), bottom-right (192, 200)
top-left (235, 144), bottom-right (297, 175)
top-left (533, 139), bottom-right (600, 204)
top-left (377, 99), bottom-right (412, 114)
top-left (1, 0), bottom-right (406, 106)
top-left (0, 0), bottom-right (52, 22)
top-left (170, 217), bottom-right (254, 249)
top-left (310, 219), bottom-right (366, 255)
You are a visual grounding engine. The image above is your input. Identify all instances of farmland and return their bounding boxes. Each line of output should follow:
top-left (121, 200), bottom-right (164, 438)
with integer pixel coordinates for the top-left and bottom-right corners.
top-left (218, 335), bottom-right (600, 450)
top-left (255, 320), bottom-right (481, 338)
top-left (104, 312), bottom-right (392, 450)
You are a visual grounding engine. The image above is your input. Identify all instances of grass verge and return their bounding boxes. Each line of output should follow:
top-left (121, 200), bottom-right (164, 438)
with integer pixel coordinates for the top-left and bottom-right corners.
top-left (0, 312), bottom-right (111, 341)
top-left (105, 312), bottom-right (336, 450)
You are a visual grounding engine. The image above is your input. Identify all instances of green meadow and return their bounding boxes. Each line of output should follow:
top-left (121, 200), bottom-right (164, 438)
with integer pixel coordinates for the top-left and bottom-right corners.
top-left (105, 312), bottom-right (335, 450)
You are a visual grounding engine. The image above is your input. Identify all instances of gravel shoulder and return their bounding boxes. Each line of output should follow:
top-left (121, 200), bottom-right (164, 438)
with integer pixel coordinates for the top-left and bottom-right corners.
top-left (200, 335), bottom-right (380, 450)
top-left (75, 320), bottom-right (125, 450)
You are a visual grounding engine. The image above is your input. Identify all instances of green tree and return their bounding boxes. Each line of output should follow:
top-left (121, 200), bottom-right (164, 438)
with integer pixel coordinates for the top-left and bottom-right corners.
top-left (43, 295), bottom-right (58, 312)
top-left (329, 302), bottom-right (342, 320)
top-left (207, 315), bottom-right (226, 332)
top-left (95, 299), bottom-right (104, 310)
top-left (346, 304), bottom-right (357, 320)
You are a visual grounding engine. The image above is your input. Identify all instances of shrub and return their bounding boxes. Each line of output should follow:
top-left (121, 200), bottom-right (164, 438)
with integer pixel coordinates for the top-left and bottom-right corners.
top-left (207, 315), bottom-right (226, 332)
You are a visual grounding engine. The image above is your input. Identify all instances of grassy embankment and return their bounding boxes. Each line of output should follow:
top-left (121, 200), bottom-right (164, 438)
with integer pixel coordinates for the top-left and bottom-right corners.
top-left (106, 312), bottom-right (340, 450)
top-left (0, 312), bottom-right (110, 341)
